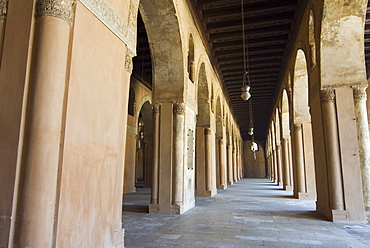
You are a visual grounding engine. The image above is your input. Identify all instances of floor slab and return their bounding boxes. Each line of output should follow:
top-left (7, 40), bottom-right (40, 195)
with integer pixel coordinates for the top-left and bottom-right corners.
top-left (122, 178), bottom-right (370, 248)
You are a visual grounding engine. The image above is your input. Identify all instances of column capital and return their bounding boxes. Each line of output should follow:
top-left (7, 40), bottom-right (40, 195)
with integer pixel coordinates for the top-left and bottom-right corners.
top-left (153, 104), bottom-right (160, 114)
top-left (320, 88), bottom-right (335, 103)
top-left (0, 0), bottom-right (8, 21)
top-left (204, 127), bottom-right (212, 135)
top-left (35, 0), bottom-right (75, 27)
top-left (353, 86), bottom-right (367, 102)
top-left (173, 103), bottom-right (186, 115)
top-left (293, 123), bottom-right (302, 131)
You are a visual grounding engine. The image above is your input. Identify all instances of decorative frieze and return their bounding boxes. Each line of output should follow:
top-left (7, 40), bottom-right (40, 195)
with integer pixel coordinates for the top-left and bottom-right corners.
top-left (79, 0), bottom-right (136, 55)
top-left (353, 86), bottom-right (367, 102)
top-left (0, 0), bottom-right (8, 21)
top-left (320, 88), bottom-right (335, 103)
top-left (35, 0), bottom-right (75, 27)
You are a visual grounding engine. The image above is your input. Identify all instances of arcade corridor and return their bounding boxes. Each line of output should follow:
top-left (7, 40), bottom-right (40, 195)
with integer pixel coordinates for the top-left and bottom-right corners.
top-left (122, 179), bottom-right (370, 248)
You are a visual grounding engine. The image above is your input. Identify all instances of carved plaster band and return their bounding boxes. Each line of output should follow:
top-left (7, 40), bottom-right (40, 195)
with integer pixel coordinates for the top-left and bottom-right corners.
top-left (124, 51), bottom-right (135, 73)
top-left (79, 0), bottom-right (136, 55)
top-left (319, 88), bottom-right (335, 103)
top-left (35, 0), bottom-right (75, 27)
top-left (353, 86), bottom-right (367, 102)
top-left (0, 0), bottom-right (8, 21)
top-left (173, 103), bottom-right (186, 115)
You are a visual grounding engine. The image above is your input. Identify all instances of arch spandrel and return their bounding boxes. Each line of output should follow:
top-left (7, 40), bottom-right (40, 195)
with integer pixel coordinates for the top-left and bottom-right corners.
top-left (197, 62), bottom-right (211, 127)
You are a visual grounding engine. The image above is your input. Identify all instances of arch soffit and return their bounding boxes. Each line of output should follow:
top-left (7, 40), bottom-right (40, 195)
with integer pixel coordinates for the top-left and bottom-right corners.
top-left (320, 0), bottom-right (367, 87)
top-left (139, 0), bottom-right (185, 101)
top-left (197, 62), bottom-right (210, 102)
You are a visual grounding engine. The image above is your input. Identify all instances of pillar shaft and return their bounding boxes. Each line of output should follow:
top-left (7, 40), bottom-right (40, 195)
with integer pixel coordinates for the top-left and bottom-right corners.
top-left (16, 1), bottom-right (73, 246)
top-left (320, 89), bottom-right (344, 210)
top-left (293, 123), bottom-right (306, 196)
top-left (204, 127), bottom-right (212, 192)
top-left (219, 139), bottom-right (226, 187)
top-left (227, 144), bottom-right (233, 185)
top-left (272, 149), bottom-right (278, 184)
top-left (172, 104), bottom-right (185, 206)
top-left (353, 86), bottom-right (370, 211)
top-left (282, 138), bottom-right (292, 190)
top-left (276, 145), bottom-right (283, 187)
top-left (232, 148), bottom-right (237, 182)
top-left (151, 105), bottom-right (160, 204)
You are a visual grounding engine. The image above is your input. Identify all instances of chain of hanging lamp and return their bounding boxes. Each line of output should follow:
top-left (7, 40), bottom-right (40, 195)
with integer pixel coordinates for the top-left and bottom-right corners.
top-left (240, 0), bottom-right (251, 101)
top-left (241, 0), bottom-right (258, 160)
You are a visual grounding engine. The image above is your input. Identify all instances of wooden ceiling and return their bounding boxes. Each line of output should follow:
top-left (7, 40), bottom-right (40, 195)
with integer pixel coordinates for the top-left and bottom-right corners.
top-left (190, 0), bottom-right (309, 142)
top-left (134, 0), bottom-right (370, 142)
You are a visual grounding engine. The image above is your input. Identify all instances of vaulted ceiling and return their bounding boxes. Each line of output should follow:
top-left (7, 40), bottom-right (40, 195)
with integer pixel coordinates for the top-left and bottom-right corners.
top-left (134, 0), bottom-right (370, 142)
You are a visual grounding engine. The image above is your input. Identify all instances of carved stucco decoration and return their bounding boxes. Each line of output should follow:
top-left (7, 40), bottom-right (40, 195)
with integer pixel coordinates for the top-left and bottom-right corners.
top-left (0, 0), bottom-right (8, 21)
top-left (35, 0), bottom-right (75, 26)
top-left (79, 0), bottom-right (136, 55)
top-left (124, 50), bottom-right (135, 73)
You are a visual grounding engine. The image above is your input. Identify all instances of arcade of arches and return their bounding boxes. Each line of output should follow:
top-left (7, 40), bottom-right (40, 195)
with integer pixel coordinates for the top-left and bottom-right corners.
top-left (1, 0), bottom-right (370, 247)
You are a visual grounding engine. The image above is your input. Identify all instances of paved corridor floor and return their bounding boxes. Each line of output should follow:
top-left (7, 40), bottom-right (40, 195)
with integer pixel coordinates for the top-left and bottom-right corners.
top-left (122, 179), bottom-right (370, 248)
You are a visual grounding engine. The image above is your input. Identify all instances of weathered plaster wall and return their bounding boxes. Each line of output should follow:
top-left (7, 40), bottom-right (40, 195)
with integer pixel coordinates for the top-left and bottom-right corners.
top-left (55, 3), bottom-right (129, 246)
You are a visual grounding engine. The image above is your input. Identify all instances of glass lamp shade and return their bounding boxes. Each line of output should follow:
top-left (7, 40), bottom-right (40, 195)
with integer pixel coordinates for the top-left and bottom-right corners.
top-left (241, 90), bottom-right (251, 101)
top-left (251, 142), bottom-right (258, 152)
top-left (248, 127), bottom-right (254, 135)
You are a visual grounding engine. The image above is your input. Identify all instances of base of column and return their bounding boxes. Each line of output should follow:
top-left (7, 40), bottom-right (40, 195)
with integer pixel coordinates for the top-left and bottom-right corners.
top-left (365, 211), bottom-right (370, 222)
top-left (195, 190), bottom-right (215, 197)
top-left (283, 185), bottom-right (293, 191)
top-left (217, 184), bottom-right (227, 190)
top-left (114, 228), bottom-right (124, 248)
top-left (227, 181), bottom-right (233, 186)
top-left (149, 204), bottom-right (159, 214)
top-left (277, 182), bottom-right (283, 187)
top-left (331, 210), bottom-right (348, 222)
top-left (295, 192), bottom-right (309, 199)
top-left (149, 204), bottom-right (184, 215)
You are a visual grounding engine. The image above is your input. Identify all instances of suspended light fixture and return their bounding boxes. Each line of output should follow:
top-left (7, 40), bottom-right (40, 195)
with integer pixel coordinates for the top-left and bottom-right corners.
top-left (240, 0), bottom-right (251, 101)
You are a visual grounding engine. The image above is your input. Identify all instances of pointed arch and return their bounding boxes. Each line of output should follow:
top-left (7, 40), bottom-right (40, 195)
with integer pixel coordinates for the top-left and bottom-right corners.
top-left (293, 49), bottom-right (310, 124)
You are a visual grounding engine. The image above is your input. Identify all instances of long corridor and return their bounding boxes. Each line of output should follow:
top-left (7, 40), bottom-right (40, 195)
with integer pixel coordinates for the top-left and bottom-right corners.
top-left (122, 179), bottom-right (370, 248)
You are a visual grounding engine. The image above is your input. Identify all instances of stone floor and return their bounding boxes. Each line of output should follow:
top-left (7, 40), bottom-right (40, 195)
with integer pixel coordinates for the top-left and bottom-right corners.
top-left (122, 178), bottom-right (370, 248)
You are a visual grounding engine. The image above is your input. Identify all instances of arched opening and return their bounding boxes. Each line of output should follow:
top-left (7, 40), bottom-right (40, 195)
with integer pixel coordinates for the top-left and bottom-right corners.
top-left (281, 89), bottom-right (293, 191)
top-left (188, 34), bottom-right (195, 82)
top-left (134, 101), bottom-right (153, 189)
top-left (292, 49), bottom-right (316, 199)
top-left (195, 62), bottom-right (216, 197)
top-left (122, 9), bottom-right (154, 213)
top-left (215, 96), bottom-right (226, 189)
top-left (128, 87), bottom-right (136, 116)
